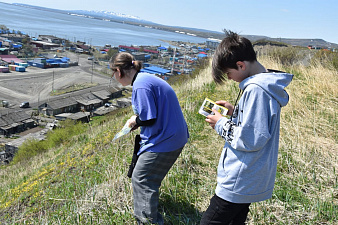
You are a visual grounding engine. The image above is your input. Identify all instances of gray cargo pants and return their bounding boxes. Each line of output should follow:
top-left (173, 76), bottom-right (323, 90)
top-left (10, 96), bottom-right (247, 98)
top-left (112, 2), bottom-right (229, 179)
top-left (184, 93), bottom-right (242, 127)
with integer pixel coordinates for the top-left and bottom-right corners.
top-left (131, 147), bottom-right (183, 225)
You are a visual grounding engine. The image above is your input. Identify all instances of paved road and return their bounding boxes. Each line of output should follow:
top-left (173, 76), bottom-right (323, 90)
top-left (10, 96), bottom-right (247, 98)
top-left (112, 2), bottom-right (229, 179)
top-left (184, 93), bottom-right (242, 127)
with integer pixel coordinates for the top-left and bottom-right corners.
top-left (0, 51), bottom-right (120, 113)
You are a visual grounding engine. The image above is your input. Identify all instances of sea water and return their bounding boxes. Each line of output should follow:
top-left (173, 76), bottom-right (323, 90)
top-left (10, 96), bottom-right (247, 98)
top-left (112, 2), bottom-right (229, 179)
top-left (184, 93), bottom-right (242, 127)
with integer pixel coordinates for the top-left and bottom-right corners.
top-left (0, 2), bottom-right (207, 47)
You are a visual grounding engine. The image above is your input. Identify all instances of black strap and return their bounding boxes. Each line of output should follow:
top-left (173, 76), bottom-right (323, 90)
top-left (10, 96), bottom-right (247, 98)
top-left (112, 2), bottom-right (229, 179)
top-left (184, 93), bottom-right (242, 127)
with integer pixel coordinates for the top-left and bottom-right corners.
top-left (230, 89), bottom-right (243, 121)
top-left (127, 134), bottom-right (141, 178)
top-left (131, 72), bottom-right (139, 86)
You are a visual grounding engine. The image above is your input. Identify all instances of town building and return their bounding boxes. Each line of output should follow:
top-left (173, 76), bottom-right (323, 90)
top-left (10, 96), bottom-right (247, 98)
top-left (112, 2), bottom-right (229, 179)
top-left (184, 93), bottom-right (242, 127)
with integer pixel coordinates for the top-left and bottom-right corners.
top-left (0, 111), bottom-right (35, 137)
top-left (206, 38), bottom-right (221, 49)
top-left (38, 35), bottom-right (64, 44)
top-left (30, 40), bottom-right (61, 50)
top-left (0, 33), bottom-right (27, 43)
top-left (38, 86), bottom-right (122, 116)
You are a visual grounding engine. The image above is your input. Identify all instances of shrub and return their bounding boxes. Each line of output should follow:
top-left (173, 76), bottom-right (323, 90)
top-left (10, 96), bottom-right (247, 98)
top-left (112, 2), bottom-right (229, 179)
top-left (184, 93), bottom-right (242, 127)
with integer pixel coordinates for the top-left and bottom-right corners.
top-left (311, 49), bottom-right (338, 70)
top-left (265, 46), bottom-right (305, 66)
top-left (47, 120), bottom-right (87, 146)
top-left (12, 139), bottom-right (49, 163)
top-left (11, 120), bottom-right (88, 164)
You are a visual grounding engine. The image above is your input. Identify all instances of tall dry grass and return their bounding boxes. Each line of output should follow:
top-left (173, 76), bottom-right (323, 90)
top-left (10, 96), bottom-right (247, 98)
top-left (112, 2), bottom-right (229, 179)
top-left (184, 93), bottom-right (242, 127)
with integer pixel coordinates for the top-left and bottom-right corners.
top-left (248, 56), bottom-right (338, 224)
top-left (173, 54), bottom-right (338, 224)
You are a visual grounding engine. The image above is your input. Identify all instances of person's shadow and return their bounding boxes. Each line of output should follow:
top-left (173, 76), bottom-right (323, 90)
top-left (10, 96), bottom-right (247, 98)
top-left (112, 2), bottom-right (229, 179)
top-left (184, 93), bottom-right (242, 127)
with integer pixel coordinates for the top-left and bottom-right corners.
top-left (159, 192), bottom-right (202, 225)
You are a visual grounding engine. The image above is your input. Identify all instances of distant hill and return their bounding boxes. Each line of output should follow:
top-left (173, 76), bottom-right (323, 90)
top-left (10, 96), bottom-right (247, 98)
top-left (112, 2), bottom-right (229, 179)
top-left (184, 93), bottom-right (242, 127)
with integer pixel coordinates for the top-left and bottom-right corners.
top-left (9, 3), bottom-right (338, 49)
top-left (68, 10), bottom-right (152, 23)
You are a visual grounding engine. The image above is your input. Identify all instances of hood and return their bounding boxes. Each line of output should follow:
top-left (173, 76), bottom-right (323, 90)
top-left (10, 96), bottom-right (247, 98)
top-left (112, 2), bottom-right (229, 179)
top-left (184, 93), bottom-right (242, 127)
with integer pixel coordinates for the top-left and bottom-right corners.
top-left (239, 70), bottom-right (293, 107)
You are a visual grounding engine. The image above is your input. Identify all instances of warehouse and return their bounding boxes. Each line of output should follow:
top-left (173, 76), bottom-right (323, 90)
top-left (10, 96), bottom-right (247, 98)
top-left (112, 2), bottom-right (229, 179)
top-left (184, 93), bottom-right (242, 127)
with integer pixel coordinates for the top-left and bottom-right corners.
top-left (140, 66), bottom-right (171, 75)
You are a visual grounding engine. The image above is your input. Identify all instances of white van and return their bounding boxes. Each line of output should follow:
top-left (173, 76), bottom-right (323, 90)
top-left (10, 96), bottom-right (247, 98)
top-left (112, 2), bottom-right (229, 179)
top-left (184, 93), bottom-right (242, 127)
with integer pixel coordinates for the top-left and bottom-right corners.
top-left (20, 101), bottom-right (29, 108)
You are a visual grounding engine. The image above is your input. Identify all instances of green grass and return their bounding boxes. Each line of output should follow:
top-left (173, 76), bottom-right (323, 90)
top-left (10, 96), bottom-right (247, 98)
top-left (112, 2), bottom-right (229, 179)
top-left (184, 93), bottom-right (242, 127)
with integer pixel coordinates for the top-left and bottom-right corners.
top-left (0, 53), bottom-right (337, 224)
top-left (51, 83), bottom-right (98, 96)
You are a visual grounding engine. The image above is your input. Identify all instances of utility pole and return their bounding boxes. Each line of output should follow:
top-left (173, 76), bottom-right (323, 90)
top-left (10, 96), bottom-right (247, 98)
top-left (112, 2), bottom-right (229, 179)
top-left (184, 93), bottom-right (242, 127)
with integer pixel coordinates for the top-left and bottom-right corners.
top-left (171, 48), bottom-right (176, 75)
top-left (182, 47), bottom-right (186, 74)
top-left (91, 58), bottom-right (93, 83)
top-left (37, 91), bottom-right (40, 125)
top-left (52, 70), bottom-right (54, 92)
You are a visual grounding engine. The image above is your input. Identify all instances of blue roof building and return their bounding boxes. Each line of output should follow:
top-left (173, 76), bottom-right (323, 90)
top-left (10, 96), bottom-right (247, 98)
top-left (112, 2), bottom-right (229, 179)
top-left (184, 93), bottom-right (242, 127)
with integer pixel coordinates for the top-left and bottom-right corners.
top-left (140, 66), bottom-right (171, 75)
top-left (197, 53), bottom-right (208, 58)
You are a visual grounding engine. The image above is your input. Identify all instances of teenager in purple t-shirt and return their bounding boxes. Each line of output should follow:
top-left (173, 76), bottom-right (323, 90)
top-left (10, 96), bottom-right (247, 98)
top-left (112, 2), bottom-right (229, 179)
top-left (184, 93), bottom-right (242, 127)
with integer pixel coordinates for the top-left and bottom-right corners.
top-left (110, 52), bottom-right (189, 225)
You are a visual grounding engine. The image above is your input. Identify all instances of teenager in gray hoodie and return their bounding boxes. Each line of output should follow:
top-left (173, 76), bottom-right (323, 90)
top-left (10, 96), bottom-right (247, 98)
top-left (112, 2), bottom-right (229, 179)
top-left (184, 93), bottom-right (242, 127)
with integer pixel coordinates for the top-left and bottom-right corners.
top-left (200, 31), bottom-right (293, 225)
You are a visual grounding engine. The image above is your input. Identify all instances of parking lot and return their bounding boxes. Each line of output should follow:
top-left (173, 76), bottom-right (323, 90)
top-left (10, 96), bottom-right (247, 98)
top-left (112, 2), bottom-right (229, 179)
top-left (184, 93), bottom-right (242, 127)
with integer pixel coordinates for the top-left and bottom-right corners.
top-left (0, 52), bottom-right (119, 111)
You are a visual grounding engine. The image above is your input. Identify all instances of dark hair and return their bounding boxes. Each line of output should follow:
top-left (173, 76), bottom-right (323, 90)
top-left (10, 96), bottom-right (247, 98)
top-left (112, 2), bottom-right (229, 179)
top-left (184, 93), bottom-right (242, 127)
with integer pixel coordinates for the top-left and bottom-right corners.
top-left (109, 52), bottom-right (142, 78)
top-left (212, 30), bottom-right (257, 84)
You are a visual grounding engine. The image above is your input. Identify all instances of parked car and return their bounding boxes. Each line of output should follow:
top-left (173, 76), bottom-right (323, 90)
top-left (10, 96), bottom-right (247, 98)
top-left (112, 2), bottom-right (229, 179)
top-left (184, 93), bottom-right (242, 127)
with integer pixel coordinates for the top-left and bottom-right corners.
top-left (104, 102), bottom-right (112, 107)
top-left (19, 101), bottom-right (29, 108)
top-left (1, 100), bottom-right (9, 108)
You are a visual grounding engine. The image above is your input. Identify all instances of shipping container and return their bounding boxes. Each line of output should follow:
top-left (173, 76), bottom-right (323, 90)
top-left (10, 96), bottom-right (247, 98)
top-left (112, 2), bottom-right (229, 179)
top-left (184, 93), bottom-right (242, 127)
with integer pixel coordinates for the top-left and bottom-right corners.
top-left (59, 63), bottom-right (69, 68)
top-left (49, 63), bottom-right (60, 68)
top-left (9, 65), bottom-right (17, 71)
top-left (19, 63), bottom-right (28, 68)
top-left (33, 58), bottom-right (46, 63)
top-left (54, 58), bottom-right (63, 63)
top-left (15, 66), bottom-right (25, 72)
top-left (15, 62), bottom-right (29, 68)
top-left (0, 66), bottom-right (9, 73)
top-left (46, 59), bottom-right (55, 63)
top-left (34, 62), bottom-right (46, 69)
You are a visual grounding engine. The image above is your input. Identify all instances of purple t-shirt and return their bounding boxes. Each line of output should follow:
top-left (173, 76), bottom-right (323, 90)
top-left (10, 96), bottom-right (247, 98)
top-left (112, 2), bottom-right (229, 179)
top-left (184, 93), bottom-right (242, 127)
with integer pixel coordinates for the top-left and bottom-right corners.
top-left (132, 72), bottom-right (189, 154)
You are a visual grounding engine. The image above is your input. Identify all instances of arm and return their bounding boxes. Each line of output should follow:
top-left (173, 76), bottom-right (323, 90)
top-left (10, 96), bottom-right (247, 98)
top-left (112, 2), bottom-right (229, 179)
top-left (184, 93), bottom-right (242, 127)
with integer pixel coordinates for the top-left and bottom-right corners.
top-left (126, 115), bottom-right (156, 131)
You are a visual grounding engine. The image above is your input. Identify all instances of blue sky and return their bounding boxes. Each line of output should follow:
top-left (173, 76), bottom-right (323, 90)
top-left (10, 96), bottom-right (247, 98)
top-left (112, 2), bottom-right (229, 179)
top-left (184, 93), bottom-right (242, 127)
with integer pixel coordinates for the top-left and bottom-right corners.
top-left (1, 0), bottom-right (337, 44)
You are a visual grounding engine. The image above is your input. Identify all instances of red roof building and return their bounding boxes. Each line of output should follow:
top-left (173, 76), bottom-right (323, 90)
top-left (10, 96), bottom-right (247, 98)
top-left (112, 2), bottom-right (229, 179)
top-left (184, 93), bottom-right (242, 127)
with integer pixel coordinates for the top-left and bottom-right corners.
top-left (119, 45), bottom-right (159, 54)
top-left (0, 55), bottom-right (24, 64)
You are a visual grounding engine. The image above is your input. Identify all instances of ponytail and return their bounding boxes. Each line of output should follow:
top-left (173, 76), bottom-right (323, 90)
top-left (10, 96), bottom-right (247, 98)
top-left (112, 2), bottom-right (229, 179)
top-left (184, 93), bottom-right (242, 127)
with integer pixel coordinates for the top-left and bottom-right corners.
top-left (110, 52), bottom-right (142, 77)
top-left (132, 60), bottom-right (142, 72)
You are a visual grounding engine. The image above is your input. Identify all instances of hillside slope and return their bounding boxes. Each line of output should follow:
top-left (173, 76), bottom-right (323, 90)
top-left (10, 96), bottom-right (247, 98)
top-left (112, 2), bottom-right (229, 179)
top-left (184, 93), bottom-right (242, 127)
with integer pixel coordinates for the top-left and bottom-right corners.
top-left (0, 56), bottom-right (337, 224)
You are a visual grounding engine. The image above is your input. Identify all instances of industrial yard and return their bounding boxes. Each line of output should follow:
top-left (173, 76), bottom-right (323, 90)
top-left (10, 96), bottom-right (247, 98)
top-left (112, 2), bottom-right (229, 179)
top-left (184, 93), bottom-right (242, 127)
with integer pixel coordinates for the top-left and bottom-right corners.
top-left (0, 51), bottom-right (117, 110)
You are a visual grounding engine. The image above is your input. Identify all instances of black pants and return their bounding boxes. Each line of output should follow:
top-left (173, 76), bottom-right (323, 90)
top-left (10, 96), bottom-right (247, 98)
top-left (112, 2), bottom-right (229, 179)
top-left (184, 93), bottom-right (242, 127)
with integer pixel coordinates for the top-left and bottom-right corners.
top-left (200, 194), bottom-right (251, 225)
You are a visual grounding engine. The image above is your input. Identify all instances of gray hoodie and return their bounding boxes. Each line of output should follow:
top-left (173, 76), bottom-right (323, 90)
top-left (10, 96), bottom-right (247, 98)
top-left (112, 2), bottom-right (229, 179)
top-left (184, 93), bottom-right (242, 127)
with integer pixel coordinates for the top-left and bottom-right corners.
top-left (214, 70), bottom-right (293, 203)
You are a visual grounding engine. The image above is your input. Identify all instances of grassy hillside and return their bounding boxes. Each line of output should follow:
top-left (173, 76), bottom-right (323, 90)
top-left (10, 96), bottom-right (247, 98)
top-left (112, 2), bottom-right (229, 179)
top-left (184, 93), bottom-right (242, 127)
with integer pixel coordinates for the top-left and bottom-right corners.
top-left (0, 53), bottom-right (337, 224)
